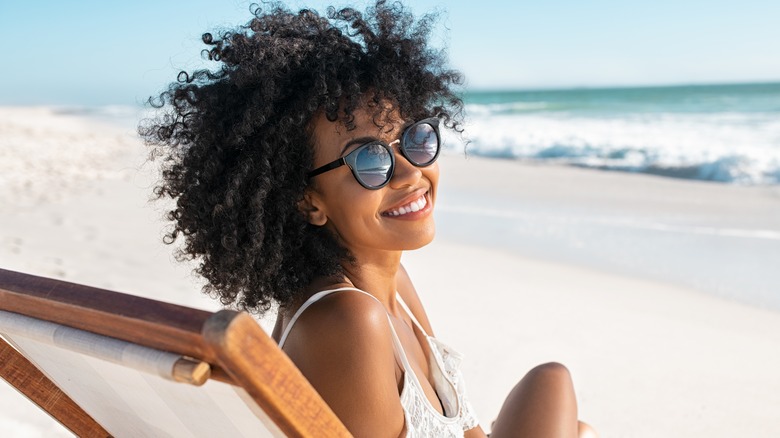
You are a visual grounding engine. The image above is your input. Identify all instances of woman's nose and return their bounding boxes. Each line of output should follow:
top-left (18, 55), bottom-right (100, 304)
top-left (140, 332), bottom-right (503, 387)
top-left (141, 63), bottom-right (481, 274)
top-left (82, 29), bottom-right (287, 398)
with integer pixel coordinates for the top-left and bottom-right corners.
top-left (389, 146), bottom-right (422, 188)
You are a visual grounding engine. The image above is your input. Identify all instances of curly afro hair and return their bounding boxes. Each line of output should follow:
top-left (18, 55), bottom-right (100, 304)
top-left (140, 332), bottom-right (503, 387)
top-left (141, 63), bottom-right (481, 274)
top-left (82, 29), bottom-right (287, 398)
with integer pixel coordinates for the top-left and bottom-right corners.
top-left (140, 0), bottom-right (463, 314)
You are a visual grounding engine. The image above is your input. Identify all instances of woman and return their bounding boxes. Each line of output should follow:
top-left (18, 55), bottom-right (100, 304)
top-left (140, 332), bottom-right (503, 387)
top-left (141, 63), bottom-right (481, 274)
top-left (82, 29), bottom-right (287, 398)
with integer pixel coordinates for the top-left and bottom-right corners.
top-left (142, 1), bottom-right (596, 436)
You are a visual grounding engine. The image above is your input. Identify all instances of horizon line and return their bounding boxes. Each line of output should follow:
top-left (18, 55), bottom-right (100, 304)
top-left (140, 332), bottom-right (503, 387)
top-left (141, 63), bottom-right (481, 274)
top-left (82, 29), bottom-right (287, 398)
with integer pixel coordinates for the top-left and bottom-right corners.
top-left (465, 79), bottom-right (780, 94)
top-left (2, 79), bottom-right (779, 108)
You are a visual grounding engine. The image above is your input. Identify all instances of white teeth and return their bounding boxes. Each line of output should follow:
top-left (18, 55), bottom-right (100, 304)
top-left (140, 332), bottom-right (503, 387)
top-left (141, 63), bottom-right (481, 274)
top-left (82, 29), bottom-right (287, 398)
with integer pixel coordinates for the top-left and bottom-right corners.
top-left (386, 195), bottom-right (427, 217)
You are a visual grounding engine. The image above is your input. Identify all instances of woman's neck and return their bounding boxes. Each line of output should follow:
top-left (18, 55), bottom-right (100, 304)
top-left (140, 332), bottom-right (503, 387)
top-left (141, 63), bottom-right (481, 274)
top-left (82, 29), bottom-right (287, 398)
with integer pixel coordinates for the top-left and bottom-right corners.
top-left (340, 249), bottom-right (403, 309)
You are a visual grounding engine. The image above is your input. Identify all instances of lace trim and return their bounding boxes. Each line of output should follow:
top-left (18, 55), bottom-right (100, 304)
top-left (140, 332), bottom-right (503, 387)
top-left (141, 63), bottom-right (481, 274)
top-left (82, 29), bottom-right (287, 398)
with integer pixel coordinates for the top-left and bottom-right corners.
top-left (400, 372), bottom-right (464, 438)
top-left (428, 338), bottom-right (480, 431)
top-left (395, 293), bottom-right (480, 434)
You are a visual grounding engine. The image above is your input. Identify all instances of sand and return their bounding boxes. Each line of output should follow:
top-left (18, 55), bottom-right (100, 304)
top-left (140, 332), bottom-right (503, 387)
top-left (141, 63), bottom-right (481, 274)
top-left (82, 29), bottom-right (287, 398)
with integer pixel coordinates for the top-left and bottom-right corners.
top-left (1, 107), bottom-right (779, 437)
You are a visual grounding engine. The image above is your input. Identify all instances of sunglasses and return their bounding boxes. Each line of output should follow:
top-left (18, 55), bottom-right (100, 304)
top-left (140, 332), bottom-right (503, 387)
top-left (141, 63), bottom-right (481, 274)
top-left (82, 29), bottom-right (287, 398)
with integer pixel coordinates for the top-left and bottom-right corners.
top-left (307, 117), bottom-right (441, 189)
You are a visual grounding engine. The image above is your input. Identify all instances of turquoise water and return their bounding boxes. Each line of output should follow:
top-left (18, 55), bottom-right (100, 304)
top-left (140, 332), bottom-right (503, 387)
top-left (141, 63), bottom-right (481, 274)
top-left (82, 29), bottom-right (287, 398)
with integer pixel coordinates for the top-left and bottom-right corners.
top-left (59, 82), bottom-right (780, 185)
top-left (460, 82), bottom-right (780, 184)
top-left (465, 82), bottom-right (780, 115)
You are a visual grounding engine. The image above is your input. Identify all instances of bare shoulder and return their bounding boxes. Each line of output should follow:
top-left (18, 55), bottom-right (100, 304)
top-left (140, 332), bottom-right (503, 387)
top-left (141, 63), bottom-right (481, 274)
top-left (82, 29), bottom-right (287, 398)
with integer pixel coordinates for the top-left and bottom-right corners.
top-left (396, 263), bottom-right (435, 336)
top-left (281, 291), bottom-right (405, 437)
top-left (282, 290), bottom-right (395, 371)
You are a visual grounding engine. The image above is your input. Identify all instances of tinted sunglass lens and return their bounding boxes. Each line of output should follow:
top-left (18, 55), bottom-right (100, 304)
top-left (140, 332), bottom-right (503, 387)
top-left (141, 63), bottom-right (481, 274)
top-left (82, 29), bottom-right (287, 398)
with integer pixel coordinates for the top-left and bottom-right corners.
top-left (403, 122), bottom-right (439, 166)
top-left (355, 143), bottom-right (393, 187)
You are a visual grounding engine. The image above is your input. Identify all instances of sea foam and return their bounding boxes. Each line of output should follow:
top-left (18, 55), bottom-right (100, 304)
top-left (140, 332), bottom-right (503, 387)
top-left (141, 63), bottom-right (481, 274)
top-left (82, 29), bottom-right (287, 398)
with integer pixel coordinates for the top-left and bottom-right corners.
top-left (454, 85), bottom-right (780, 185)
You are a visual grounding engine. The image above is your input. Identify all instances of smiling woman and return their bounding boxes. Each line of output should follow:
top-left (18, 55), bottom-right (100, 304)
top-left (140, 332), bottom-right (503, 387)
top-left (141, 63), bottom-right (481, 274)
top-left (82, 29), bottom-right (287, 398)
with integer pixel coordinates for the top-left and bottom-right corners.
top-left (139, 1), bottom-right (595, 436)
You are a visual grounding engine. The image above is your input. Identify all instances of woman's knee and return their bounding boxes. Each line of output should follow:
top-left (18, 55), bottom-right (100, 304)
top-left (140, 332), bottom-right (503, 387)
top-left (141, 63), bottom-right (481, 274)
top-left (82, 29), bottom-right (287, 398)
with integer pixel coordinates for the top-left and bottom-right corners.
top-left (525, 362), bottom-right (573, 385)
top-left (504, 361), bottom-right (576, 406)
top-left (492, 362), bottom-right (579, 436)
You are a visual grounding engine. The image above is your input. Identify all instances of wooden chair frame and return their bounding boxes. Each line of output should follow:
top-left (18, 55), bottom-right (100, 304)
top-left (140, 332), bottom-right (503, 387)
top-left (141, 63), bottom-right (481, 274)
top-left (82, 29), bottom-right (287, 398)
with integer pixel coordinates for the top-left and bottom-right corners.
top-left (0, 268), bottom-right (350, 437)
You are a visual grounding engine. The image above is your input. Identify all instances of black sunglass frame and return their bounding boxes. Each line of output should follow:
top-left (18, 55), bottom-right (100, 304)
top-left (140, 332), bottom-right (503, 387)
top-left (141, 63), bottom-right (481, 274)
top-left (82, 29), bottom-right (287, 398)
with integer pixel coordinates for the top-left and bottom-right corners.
top-left (307, 117), bottom-right (441, 189)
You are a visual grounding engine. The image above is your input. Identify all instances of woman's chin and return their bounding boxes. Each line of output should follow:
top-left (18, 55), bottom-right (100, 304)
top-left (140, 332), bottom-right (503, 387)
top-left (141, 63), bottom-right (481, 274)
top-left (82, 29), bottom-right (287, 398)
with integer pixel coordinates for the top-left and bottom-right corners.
top-left (400, 227), bottom-right (436, 251)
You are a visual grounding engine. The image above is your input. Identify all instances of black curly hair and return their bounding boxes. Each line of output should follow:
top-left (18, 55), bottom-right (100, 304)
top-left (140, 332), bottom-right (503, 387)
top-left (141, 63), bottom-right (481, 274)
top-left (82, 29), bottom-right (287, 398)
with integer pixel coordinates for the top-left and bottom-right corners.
top-left (140, 0), bottom-right (463, 314)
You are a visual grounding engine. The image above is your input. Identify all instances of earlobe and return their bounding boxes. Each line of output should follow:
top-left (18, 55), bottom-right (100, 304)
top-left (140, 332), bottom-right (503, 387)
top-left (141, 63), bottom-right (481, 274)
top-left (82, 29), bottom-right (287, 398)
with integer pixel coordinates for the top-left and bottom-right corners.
top-left (298, 191), bottom-right (328, 226)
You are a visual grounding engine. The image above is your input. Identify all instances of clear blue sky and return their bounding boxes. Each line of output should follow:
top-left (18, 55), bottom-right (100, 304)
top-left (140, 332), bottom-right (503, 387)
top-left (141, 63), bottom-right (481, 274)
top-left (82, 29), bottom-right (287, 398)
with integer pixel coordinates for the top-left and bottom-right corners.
top-left (1, 0), bottom-right (779, 105)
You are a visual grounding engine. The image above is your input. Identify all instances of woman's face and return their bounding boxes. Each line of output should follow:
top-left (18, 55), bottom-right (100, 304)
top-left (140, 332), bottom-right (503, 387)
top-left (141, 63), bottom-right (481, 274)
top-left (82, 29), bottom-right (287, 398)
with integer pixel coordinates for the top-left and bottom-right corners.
top-left (304, 105), bottom-right (439, 258)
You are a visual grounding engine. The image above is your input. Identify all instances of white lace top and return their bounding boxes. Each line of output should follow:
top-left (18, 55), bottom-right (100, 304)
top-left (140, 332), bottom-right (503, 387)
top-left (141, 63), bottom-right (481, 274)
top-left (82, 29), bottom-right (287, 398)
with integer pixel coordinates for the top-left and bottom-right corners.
top-left (278, 287), bottom-right (480, 437)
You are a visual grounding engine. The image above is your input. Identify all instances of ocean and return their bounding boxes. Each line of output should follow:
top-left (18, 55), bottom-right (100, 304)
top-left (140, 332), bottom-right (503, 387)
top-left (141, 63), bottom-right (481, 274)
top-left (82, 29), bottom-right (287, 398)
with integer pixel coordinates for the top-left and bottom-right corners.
top-left (58, 81), bottom-right (780, 186)
top-left (458, 82), bottom-right (780, 185)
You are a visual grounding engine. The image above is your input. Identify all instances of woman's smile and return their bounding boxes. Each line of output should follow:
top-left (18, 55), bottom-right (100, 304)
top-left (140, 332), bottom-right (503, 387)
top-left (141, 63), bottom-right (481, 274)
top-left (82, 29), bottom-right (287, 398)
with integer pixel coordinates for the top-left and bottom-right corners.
top-left (381, 189), bottom-right (432, 219)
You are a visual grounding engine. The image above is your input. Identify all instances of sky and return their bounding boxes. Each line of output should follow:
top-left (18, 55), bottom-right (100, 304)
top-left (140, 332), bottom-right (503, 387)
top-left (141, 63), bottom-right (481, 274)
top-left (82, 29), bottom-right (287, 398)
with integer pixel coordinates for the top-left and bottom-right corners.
top-left (1, 0), bottom-right (779, 105)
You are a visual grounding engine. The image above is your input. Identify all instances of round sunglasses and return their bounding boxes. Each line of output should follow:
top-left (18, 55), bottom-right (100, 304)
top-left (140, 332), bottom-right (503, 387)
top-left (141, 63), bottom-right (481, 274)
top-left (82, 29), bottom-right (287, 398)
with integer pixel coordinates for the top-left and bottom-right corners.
top-left (307, 118), bottom-right (441, 189)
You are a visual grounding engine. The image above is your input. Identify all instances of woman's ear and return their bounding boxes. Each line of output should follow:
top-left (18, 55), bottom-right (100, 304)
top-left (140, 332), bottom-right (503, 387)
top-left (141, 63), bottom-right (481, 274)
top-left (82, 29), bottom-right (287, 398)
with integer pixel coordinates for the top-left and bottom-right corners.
top-left (297, 190), bottom-right (327, 226)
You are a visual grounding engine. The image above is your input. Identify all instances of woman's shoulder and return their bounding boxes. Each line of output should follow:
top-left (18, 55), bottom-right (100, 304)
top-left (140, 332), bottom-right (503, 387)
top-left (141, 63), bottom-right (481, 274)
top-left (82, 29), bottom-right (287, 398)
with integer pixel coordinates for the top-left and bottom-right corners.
top-left (278, 286), bottom-right (399, 380)
top-left (300, 288), bottom-right (392, 333)
top-left (282, 287), bottom-right (394, 350)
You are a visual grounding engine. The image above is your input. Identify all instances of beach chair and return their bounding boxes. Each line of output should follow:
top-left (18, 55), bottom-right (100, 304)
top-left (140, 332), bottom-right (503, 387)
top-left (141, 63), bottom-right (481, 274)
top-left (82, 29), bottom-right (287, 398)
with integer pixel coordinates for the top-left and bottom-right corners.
top-left (0, 268), bottom-right (350, 437)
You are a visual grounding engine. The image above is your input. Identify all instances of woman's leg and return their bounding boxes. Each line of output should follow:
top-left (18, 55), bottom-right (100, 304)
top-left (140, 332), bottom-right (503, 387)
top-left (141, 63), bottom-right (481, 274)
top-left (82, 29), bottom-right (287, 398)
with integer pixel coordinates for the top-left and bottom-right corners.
top-left (490, 362), bottom-right (586, 438)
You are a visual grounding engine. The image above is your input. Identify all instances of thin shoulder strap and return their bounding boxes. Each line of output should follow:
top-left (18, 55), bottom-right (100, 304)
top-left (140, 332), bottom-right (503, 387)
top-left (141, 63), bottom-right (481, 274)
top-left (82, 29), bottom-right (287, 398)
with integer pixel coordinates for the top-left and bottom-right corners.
top-left (278, 287), bottom-right (375, 347)
top-left (386, 312), bottom-right (415, 374)
top-left (395, 293), bottom-right (429, 337)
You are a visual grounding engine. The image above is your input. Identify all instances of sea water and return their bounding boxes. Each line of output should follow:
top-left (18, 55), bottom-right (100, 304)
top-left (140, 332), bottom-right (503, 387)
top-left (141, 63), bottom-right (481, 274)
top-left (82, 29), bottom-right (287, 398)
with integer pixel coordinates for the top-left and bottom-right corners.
top-left (62, 82), bottom-right (780, 186)
top-left (457, 82), bottom-right (780, 185)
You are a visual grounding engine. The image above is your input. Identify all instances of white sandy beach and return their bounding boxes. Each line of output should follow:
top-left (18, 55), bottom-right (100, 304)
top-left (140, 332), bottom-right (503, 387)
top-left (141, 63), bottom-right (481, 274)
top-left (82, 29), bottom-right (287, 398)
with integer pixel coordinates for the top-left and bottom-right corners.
top-left (1, 107), bottom-right (779, 437)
